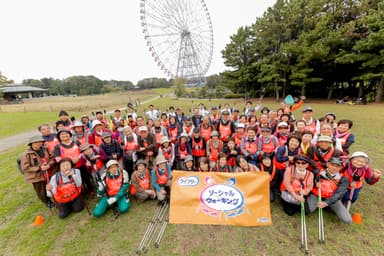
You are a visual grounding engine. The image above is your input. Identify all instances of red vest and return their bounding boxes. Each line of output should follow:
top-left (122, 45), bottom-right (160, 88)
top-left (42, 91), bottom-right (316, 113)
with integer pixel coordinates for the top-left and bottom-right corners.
top-left (161, 120), bottom-right (169, 129)
top-left (314, 147), bottom-right (335, 170)
top-left (304, 120), bottom-right (317, 134)
top-left (136, 170), bottom-right (150, 189)
top-left (244, 139), bottom-right (258, 155)
top-left (219, 122), bottom-right (232, 142)
top-left (344, 167), bottom-right (365, 189)
top-left (168, 126), bottom-right (179, 143)
top-left (338, 132), bottom-right (351, 146)
top-left (161, 147), bottom-right (173, 163)
top-left (200, 125), bottom-right (212, 142)
top-left (177, 144), bottom-right (189, 159)
top-left (312, 173), bottom-right (341, 198)
top-left (192, 138), bottom-right (205, 157)
top-left (154, 129), bottom-right (164, 144)
top-left (59, 144), bottom-right (80, 159)
top-left (45, 137), bottom-right (59, 153)
top-left (124, 139), bottom-right (138, 152)
top-left (106, 171), bottom-right (123, 196)
top-left (259, 137), bottom-right (276, 154)
top-left (232, 134), bottom-right (243, 147)
top-left (155, 166), bottom-right (168, 185)
top-left (54, 174), bottom-right (81, 203)
top-left (208, 140), bottom-right (223, 162)
top-left (280, 167), bottom-right (311, 192)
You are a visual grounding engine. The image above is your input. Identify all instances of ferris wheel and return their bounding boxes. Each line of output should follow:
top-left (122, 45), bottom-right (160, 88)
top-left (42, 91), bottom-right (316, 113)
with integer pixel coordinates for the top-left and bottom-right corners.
top-left (140, 0), bottom-right (214, 83)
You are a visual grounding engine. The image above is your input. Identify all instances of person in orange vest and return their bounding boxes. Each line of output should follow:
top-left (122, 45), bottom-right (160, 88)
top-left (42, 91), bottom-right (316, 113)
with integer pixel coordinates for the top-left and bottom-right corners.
top-left (72, 121), bottom-right (89, 146)
top-left (160, 112), bottom-right (169, 129)
top-left (158, 137), bottom-right (175, 168)
top-left (301, 106), bottom-right (320, 136)
top-left (190, 127), bottom-right (207, 168)
top-left (183, 116), bottom-right (195, 138)
top-left (258, 153), bottom-right (277, 202)
top-left (56, 110), bottom-right (73, 129)
top-left (223, 138), bottom-right (240, 168)
top-left (232, 123), bottom-right (246, 148)
top-left (20, 135), bottom-right (56, 209)
top-left (334, 119), bottom-right (355, 156)
top-left (275, 122), bottom-right (290, 147)
top-left (300, 131), bottom-right (314, 155)
top-left (174, 133), bottom-right (192, 169)
top-left (217, 110), bottom-right (235, 143)
top-left (307, 135), bottom-right (341, 170)
top-left (167, 116), bottom-right (182, 144)
top-left (93, 160), bottom-right (130, 217)
top-left (209, 106), bottom-right (220, 130)
top-left (307, 157), bottom-right (352, 223)
top-left (53, 129), bottom-right (81, 164)
top-left (240, 127), bottom-right (259, 165)
top-left (95, 111), bottom-right (109, 130)
top-left (88, 120), bottom-right (109, 147)
top-left (200, 115), bottom-right (213, 142)
top-left (151, 155), bottom-right (172, 201)
top-left (38, 123), bottom-right (59, 154)
top-left (234, 155), bottom-right (260, 172)
top-left (130, 160), bottom-right (156, 202)
top-left (137, 126), bottom-right (158, 168)
top-left (280, 155), bottom-right (314, 216)
top-left (257, 127), bottom-right (278, 156)
top-left (46, 158), bottom-right (83, 219)
top-left (151, 119), bottom-right (168, 147)
top-left (206, 131), bottom-right (223, 169)
top-left (341, 152), bottom-right (381, 205)
top-left (212, 152), bottom-right (233, 172)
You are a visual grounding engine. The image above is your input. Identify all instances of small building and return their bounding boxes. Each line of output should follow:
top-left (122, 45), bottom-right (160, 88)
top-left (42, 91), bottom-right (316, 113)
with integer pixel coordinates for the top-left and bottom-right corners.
top-left (0, 84), bottom-right (47, 102)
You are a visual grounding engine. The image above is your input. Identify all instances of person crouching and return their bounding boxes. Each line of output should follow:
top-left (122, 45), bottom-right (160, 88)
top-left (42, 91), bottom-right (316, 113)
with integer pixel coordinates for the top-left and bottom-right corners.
top-left (151, 155), bottom-right (172, 201)
top-left (130, 160), bottom-right (156, 202)
top-left (93, 160), bottom-right (130, 217)
top-left (46, 158), bottom-right (83, 219)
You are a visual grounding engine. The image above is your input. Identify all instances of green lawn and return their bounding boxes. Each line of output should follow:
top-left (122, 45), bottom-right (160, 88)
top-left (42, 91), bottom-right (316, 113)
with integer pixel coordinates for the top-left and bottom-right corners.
top-left (1, 99), bottom-right (383, 255)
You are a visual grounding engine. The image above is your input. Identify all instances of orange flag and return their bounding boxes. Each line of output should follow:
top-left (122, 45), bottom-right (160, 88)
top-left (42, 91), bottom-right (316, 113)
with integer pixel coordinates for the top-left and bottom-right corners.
top-left (169, 171), bottom-right (272, 226)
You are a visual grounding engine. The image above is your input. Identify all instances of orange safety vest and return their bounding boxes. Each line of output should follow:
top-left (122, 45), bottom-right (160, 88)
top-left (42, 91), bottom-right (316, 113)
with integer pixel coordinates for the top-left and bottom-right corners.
top-left (192, 138), bottom-right (205, 157)
top-left (344, 167), bottom-right (366, 189)
top-left (244, 139), bottom-right (258, 155)
top-left (54, 174), bottom-right (81, 203)
top-left (312, 173), bottom-right (341, 198)
top-left (105, 171), bottom-right (123, 196)
top-left (259, 137), bottom-right (276, 154)
top-left (200, 125), bottom-right (212, 142)
top-left (219, 122), bottom-right (232, 142)
top-left (76, 136), bottom-right (88, 146)
top-left (208, 140), bottom-right (223, 162)
top-left (161, 120), bottom-right (169, 129)
top-left (314, 147), bottom-right (335, 170)
top-left (161, 147), bottom-right (173, 163)
top-left (154, 129), bottom-right (164, 144)
top-left (337, 131), bottom-right (351, 146)
top-left (45, 137), bottom-right (59, 153)
top-left (232, 134), bottom-right (243, 147)
top-left (304, 120), bottom-right (317, 134)
top-left (155, 166), bottom-right (168, 185)
top-left (280, 166), bottom-right (311, 192)
top-left (184, 126), bottom-right (193, 135)
top-left (59, 144), bottom-right (80, 159)
top-left (136, 170), bottom-right (150, 189)
top-left (177, 144), bottom-right (189, 159)
top-left (168, 126), bottom-right (179, 143)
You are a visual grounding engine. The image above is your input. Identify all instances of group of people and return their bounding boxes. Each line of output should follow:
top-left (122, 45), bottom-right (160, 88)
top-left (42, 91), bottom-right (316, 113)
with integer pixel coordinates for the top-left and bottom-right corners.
top-left (20, 99), bottom-right (381, 223)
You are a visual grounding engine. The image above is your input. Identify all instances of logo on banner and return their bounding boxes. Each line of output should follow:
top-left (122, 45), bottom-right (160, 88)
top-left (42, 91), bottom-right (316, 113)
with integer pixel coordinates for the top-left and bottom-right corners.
top-left (197, 177), bottom-right (249, 219)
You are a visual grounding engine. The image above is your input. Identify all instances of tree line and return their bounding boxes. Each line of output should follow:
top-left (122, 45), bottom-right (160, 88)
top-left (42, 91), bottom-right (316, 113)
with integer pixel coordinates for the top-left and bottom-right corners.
top-left (218, 0), bottom-right (383, 102)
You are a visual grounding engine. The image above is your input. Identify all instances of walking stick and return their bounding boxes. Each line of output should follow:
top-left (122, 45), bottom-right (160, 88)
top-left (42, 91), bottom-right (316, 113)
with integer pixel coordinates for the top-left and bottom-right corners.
top-left (346, 182), bottom-right (355, 213)
top-left (318, 186), bottom-right (325, 243)
top-left (300, 179), bottom-right (309, 253)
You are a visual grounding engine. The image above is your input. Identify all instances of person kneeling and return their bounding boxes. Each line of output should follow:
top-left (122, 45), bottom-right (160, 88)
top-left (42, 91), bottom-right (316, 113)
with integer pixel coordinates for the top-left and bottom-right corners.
top-left (47, 158), bottom-right (84, 219)
top-left (307, 157), bottom-right (352, 223)
top-left (151, 155), bottom-right (172, 201)
top-left (93, 160), bottom-right (130, 218)
top-left (130, 160), bottom-right (156, 202)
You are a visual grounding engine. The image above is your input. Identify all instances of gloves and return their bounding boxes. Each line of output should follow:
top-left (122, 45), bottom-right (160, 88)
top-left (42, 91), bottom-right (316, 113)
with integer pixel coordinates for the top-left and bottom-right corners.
top-left (97, 182), bottom-right (104, 192)
top-left (107, 197), bottom-right (117, 205)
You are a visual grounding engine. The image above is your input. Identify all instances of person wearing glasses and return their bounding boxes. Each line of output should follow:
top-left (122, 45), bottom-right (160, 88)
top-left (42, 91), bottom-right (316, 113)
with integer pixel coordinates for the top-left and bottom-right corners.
top-left (280, 155), bottom-right (314, 216)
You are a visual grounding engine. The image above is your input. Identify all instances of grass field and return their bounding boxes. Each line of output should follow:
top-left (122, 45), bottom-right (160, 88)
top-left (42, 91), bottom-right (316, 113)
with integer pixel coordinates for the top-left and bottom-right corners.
top-left (0, 95), bottom-right (383, 255)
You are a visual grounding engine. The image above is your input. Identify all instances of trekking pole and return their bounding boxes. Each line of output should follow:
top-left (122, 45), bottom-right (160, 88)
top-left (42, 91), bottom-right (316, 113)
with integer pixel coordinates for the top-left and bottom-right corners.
top-left (154, 202), bottom-right (169, 248)
top-left (300, 179), bottom-right (309, 253)
top-left (136, 201), bottom-right (165, 254)
top-left (318, 186), bottom-right (325, 243)
top-left (142, 200), bottom-right (169, 253)
top-left (346, 183), bottom-right (355, 213)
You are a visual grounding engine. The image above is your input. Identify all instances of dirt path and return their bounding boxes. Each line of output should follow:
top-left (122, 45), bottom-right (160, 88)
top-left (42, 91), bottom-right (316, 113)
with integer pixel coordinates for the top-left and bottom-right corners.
top-left (0, 95), bottom-right (162, 153)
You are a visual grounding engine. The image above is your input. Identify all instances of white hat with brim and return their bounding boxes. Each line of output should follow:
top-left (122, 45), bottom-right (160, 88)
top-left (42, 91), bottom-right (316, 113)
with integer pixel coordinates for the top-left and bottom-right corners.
top-left (317, 135), bottom-right (333, 143)
top-left (106, 160), bottom-right (119, 169)
top-left (92, 120), bottom-right (103, 129)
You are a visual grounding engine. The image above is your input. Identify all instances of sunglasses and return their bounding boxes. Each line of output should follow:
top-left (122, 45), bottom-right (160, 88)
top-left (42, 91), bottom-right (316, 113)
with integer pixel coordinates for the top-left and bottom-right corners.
top-left (295, 161), bottom-right (308, 165)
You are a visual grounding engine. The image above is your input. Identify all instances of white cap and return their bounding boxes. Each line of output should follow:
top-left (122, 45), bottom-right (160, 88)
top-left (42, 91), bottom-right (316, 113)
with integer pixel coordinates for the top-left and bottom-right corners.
top-left (139, 126), bottom-right (148, 132)
top-left (277, 122), bottom-right (288, 128)
top-left (106, 160), bottom-right (119, 169)
top-left (236, 123), bottom-right (245, 129)
top-left (92, 120), bottom-right (102, 129)
top-left (350, 151), bottom-right (369, 159)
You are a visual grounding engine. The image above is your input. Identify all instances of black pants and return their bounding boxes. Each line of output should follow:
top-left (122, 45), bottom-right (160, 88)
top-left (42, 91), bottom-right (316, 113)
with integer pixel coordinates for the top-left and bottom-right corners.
top-left (32, 181), bottom-right (49, 204)
top-left (56, 196), bottom-right (84, 219)
top-left (123, 157), bottom-right (134, 179)
top-left (79, 166), bottom-right (94, 194)
top-left (282, 199), bottom-right (310, 216)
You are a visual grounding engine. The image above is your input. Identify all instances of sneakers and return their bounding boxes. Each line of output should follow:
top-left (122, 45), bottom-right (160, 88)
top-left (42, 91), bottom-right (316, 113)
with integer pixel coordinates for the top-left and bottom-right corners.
top-left (46, 200), bottom-right (56, 209)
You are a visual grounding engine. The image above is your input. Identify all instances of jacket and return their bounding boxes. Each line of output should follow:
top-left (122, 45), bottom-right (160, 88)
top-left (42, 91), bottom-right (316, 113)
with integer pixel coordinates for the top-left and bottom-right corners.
top-left (21, 147), bottom-right (55, 183)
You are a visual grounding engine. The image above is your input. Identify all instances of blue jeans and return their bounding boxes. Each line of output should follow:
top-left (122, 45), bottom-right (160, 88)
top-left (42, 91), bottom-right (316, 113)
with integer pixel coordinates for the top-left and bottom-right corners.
top-left (342, 187), bottom-right (362, 203)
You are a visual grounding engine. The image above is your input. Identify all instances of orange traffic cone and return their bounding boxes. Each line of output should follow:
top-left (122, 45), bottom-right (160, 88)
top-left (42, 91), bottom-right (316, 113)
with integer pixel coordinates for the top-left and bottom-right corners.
top-left (352, 213), bottom-right (362, 224)
top-left (33, 215), bottom-right (44, 226)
